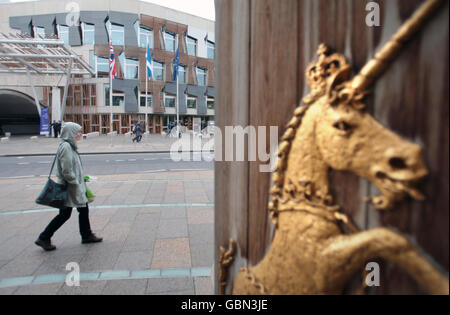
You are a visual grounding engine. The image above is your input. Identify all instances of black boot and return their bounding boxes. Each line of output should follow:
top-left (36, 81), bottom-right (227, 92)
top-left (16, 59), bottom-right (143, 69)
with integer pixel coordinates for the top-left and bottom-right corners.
top-left (35, 238), bottom-right (56, 251)
top-left (82, 233), bottom-right (103, 244)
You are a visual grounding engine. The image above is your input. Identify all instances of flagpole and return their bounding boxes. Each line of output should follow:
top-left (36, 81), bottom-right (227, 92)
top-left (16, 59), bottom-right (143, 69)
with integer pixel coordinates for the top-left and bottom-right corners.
top-left (109, 28), bottom-right (113, 146)
top-left (109, 53), bottom-right (113, 145)
top-left (176, 35), bottom-right (180, 138)
top-left (146, 47), bottom-right (149, 133)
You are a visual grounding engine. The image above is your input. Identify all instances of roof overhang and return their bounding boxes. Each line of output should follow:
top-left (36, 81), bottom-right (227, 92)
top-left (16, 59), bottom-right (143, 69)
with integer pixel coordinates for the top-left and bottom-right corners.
top-left (0, 34), bottom-right (94, 76)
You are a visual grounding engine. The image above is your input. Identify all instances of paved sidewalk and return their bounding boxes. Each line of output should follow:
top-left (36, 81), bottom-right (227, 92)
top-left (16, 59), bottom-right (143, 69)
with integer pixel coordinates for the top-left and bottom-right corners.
top-left (0, 133), bottom-right (215, 157)
top-left (0, 168), bottom-right (214, 295)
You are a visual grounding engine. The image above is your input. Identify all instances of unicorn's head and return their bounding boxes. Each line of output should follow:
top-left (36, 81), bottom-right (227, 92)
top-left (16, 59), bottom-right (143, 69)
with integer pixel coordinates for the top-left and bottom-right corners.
top-left (301, 45), bottom-right (428, 211)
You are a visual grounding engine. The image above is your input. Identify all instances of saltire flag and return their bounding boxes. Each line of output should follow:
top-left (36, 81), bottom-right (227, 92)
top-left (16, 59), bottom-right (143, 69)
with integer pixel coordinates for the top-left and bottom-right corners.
top-left (172, 46), bottom-right (179, 81)
top-left (109, 41), bottom-right (117, 79)
top-left (146, 44), bottom-right (153, 79)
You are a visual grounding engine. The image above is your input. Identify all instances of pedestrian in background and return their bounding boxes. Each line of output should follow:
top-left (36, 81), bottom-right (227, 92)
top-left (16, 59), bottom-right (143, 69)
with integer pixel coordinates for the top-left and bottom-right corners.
top-left (132, 122), bottom-right (143, 143)
top-left (35, 122), bottom-right (102, 251)
top-left (51, 120), bottom-right (58, 138)
top-left (56, 121), bottom-right (62, 137)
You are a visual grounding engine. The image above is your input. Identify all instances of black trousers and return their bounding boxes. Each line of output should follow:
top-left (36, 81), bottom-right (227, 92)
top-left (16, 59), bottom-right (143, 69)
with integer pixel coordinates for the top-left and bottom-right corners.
top-left (39, 205), bottom-right (92, 241)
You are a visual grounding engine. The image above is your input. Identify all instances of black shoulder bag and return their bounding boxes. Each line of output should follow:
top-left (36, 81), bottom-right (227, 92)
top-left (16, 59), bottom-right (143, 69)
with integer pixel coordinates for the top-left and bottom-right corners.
top-left (35, 145), bottom-right (68, 208)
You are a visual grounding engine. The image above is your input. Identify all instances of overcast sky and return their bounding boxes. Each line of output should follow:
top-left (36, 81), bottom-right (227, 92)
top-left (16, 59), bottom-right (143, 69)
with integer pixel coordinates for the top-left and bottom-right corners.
top-left (4, 0), bottom-right (216, 21)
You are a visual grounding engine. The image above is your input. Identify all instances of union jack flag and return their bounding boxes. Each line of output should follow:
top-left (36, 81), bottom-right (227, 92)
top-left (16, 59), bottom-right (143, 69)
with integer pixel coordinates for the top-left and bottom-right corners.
top-left (109, 41), bottom-right (117, 79)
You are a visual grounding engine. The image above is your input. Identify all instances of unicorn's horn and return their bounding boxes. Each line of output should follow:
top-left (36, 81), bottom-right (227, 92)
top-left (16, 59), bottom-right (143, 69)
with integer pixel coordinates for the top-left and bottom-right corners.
top-left (351, 0), bottom-right (444, 92)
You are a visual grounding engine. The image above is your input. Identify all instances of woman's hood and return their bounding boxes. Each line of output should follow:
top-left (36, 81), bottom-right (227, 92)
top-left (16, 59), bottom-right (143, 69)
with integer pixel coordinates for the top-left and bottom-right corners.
top-left (60, 122), bottom-right (82, 148)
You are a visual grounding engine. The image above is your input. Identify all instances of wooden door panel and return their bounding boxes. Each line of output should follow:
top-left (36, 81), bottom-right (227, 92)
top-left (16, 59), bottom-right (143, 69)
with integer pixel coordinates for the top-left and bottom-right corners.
top-left (215, 0), bottom-right (449, 294)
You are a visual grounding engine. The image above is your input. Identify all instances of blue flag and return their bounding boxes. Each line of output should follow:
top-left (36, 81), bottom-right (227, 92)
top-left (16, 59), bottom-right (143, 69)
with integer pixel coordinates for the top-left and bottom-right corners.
top-left (173, 47), bottom-right (179, 81)
top-left (146, 44), bottom-right (153, 79)
top-left (40, 108), bottom-right (50, 136)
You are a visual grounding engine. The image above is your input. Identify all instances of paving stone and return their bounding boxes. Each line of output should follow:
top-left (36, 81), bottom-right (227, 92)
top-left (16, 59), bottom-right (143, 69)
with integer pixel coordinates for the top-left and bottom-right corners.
top-left (57, 280), bottom-right (107, 295)
top-left (0, 286), bottom-right (18, 295)
top-left (79, 250), bottom-right (121, 272)
top-left (194, 277), bottom-right (213, 295)
top-left (187, 207), bottom-right (214, 225)
top-left (151, 238), bottom-right (191, 269)
top-left (151, 289), bottom-right (195, 295)
top-left (160, 206), bottom-right (186, 219)
top-left (114, 250), bottom-right (153, 271)
top-left (190, 243), bottom-right (214, 267)
top-left (146, 277), bottom-right (194, 294)
top-left (14, 283), bottom-right (64, 295)
top-left (0, 250), bottom-right (46, 278)
top-left (0, 168), bottom-right (214, 295)
top-left (188, 224), bottom-right (214, 245)
top-left (122, 232), bottom-right (156, 253)
top-left (157, 218), bottom-right (188, 239)
top-left (33, 253), bottom-right (85, 276)
top-left (102, 279), bottom-right (148, 295)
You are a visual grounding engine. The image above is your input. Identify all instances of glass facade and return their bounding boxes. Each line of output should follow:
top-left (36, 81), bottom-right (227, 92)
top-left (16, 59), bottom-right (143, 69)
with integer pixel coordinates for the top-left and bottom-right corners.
top-left (34, 27), bottom-right (45, 38)
top-left (111, 23), bottom-right (124, 45)
top-left (153, 61), bottom-right (164, 81)
top-left (207, 98), bottom-right (215, 110)
top-left (36, 14), bottom-right (216, 136)
top-left (178, 65), bottom-right (186, 84)
top-left (164, 32), bottom-right (175, 52)
top-left (125, 58), bottom-right (139, 79)
top-left (140, 95), bottom-right (152, 107)
top-left (113, 95), bottom-right (124, 106)
top-left (139, 26), bottom-right (153, 48)
top-left (197, 67), bottom-right (207, 86)
top-left (97, 56), bottom-right (109, 77)
top-left (83, 23), bottom-right (95, 45)
top-left (165, 95), bottom-right (175, 108)
top-left (207, 41), bottom-right (215, 59)
top-left (58, 25), bottom-right (69, 45)
top-left (187, 97), bottom-right (197, 109)
top-left (187, 36), bottom-right (197, 56)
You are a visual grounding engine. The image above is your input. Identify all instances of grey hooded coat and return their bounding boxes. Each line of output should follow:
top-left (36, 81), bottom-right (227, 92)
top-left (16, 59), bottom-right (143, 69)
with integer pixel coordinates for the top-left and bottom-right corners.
top-left (55, 122), bottom-right (88, 208)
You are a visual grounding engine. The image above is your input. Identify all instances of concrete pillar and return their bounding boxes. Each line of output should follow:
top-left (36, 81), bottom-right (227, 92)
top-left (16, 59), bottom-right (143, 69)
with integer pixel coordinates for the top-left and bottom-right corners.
top-left (51, 87), bottom-right (61, 122)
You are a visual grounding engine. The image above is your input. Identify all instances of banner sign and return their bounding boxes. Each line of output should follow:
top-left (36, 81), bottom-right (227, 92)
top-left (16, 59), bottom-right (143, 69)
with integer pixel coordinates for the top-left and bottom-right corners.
top-left (40, 108), bottom-right (50, 136)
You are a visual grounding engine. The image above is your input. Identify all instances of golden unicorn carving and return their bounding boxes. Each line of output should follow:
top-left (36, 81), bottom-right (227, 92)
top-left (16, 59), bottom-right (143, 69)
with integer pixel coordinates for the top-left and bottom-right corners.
top-left (230, 0), bottom-right (449, 295)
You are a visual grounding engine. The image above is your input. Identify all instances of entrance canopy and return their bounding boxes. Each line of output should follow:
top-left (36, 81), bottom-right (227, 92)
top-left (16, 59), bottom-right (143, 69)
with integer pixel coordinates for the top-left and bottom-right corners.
top-left (0, 34), bottom-right (94, 76)
top-left (0, 34), bottom-right (94, 121)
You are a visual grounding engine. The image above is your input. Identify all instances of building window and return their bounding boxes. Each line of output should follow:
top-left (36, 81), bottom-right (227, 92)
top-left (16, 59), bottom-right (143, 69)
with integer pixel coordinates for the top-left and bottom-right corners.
top-left (91, 85), bottom-right (97, 106)
top-left (164, 31), bottom-right (176, 52)
top-left (207, 41), bottom-right (215, 59)
top-left (125, 58), bottom-right (139, 79)
top-left (178, 65), bottom-right (186, 84)
top-left (34, 27), bottom-right (45, 38)
top-left (104, 85), bottom-right (123, 106)
top-left (153, 61), bottom-right (165, 81)
top-left (111, 23), bottom-right (125, 46)
top-left (187, 36), bottom-right (197, 56)
top-left (207, 97), bottom-right (215, 110)
top-left (140, 94), bottom-right (152, 107)
top-left (164, 94), bottom-right (176, 108)
top-left (113, 94), bottom-right (125, 106)
top-left (83, 23), bottom-right (95, 45)
top-left (105, 84), bottom-right (110, 106)
top-left (187, 97), bottom-right (197, 109)
top-left (58, 25), bottom-right (70, 45)
top-left (139, 26), bottom-right (153, 48)
top-left (196, 67), bottom-right (207, 86)
top-left (83, 84), bottom-right (91, 106)
top-left (96, 56), bottom-right (109, 77)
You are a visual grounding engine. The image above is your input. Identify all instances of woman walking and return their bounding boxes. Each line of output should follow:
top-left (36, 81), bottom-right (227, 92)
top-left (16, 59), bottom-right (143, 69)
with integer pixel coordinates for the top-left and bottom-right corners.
top-left (35, 122), bottom-right (102, 251)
